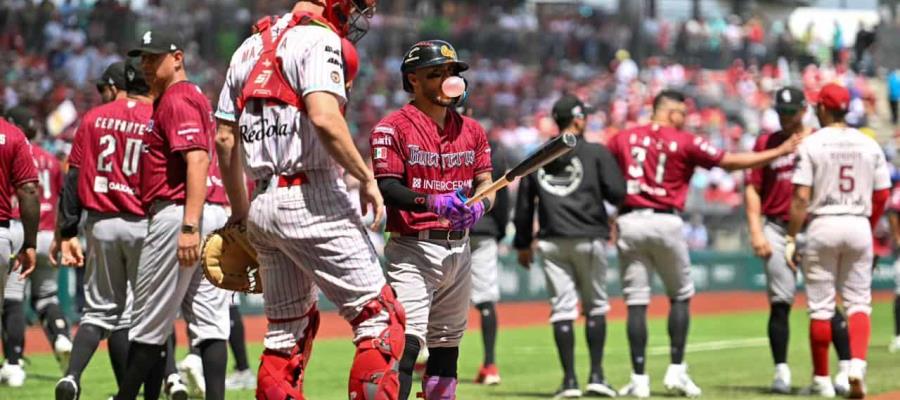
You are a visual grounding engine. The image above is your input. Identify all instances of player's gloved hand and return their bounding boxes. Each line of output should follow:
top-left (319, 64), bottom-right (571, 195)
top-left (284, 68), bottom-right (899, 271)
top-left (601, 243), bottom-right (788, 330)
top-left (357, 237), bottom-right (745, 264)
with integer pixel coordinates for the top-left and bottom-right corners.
top-left (450, 200), bottom-right (486, 231)
top-left (426, 192), bottom-right (469, 222)
top-left (784, 235), bottom-right (799, 272)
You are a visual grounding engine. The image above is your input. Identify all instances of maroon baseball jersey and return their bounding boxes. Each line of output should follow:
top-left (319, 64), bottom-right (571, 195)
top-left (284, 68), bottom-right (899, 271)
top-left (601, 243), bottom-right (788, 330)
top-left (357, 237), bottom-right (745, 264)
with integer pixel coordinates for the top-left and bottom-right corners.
top-left (69, 98), bottom-right (152, 216)
top-left (0, 118), bottom-right (39, 221)
top-left (746, 131), bottom-right (795, 222)
top-left (140, 81), bottom-right (215, 209)
top-left (608, 124), bottom-right (724, 211)
top-left (206, 154), bottom-right (228, 205)
top-left (370, 104), bottom-right (492, 234)
top-left (888, 182), bottom-right (900, 212)
top-left (32, 144), bottom-right (62, 231)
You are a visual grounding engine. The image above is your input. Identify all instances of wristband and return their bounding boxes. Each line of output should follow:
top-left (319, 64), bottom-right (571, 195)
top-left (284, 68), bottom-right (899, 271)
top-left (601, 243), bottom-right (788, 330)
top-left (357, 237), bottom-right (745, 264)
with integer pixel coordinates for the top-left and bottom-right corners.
top-left (481, 197), bottom-right (492, 211)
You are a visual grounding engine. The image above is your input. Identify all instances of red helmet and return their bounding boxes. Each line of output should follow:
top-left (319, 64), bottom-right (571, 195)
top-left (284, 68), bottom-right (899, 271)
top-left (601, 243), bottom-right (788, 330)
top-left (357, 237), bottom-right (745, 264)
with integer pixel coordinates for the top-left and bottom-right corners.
top-left (323, 0), bottom-right (376, 43)
top-left (341, 38), bottom-right (360, 84)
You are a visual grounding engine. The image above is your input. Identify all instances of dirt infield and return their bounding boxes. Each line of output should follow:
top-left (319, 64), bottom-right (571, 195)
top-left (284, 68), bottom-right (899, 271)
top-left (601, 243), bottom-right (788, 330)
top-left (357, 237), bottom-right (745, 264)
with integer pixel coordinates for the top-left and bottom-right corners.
top-left (22, 290), bottom-right (896, 355)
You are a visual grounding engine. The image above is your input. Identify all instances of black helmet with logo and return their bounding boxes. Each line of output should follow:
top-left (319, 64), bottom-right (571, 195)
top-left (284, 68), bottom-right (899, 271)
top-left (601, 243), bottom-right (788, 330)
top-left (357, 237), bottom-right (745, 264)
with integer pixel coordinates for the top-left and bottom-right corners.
top-left (400, 40), bottom-right (469, 93)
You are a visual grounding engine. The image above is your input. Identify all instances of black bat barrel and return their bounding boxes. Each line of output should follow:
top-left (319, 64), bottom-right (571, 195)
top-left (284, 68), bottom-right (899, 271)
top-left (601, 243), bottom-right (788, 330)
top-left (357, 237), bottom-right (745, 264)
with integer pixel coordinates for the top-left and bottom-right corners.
top-left (507, 133), bottom-right (577, 179)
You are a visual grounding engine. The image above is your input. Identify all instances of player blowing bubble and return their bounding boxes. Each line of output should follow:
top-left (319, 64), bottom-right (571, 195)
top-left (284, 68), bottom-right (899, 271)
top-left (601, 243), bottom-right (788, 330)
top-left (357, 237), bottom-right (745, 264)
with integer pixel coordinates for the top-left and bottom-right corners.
top-left (370, 40), bottom-right (495, 400)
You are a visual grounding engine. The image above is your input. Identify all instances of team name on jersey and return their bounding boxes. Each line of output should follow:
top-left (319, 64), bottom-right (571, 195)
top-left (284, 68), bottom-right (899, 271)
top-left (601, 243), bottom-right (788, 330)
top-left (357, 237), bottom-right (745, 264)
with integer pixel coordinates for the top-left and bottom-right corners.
top-left (407, 145), bottom-right (475, 169)
top-left (94, 117), bottom-right (148, 135)
top-left (240, 120), bottom-right (291, 143)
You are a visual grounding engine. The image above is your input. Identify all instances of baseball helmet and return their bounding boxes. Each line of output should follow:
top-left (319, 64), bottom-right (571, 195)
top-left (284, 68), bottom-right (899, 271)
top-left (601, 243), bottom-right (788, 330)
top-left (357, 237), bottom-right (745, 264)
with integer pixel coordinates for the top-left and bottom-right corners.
top-left (324, 0), bottom-right (376, 43)
top-left (400, 40), bottom-right (469, 93)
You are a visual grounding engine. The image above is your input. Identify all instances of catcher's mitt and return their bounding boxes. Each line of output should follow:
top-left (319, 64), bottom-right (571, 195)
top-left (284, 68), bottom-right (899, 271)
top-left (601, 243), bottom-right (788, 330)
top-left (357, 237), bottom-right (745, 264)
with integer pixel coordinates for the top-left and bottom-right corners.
top-left (201, 224), bottom-right (262, 293)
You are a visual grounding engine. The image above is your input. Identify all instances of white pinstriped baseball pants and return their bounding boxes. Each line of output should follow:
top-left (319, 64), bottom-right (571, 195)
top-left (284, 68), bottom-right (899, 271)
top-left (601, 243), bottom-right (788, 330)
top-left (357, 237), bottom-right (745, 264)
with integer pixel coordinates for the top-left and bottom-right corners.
top-left (247, 172), bottom-right (389, 353)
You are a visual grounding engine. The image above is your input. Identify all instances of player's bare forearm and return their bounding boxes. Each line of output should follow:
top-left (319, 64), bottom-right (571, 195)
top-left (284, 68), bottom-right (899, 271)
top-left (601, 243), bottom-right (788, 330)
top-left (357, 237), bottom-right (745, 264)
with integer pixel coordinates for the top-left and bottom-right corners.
top-left (16, 182), bottom-right (40, 250)
top-left (306, 92), bottom-right (374, 183)
top-left (787, 185), bottom-right (811, 237)
top-left (720, 148), bottom-right (785, 171)
top-left (890, 212), bottom-right (900, 243)
top-left (744, 185), bottom-right (765, 237)
top-left (215, 120), bottom-right (249, 218)
top-left (182, 149), bottom-right (210, 226)
top-left (473, 172), bottom-right (495, 210)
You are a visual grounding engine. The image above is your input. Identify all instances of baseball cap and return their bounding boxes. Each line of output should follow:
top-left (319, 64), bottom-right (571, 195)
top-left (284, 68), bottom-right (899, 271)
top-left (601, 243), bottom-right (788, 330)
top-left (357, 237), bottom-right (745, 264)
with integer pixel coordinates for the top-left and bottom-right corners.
top-left (817, 83), bottom-right (851, 112)
top-left (124, 57), bottom-right (150, 93)
top-left (774, 86), bottom-right (805, 113)
top-left (96, 61), bottom-right (127, 90)
top-left (552, 94), bottom-right (595, 126)
top-left (5, 106), bottom-right (36, 130)
top-left (128, 29), bottom-right (184, 57)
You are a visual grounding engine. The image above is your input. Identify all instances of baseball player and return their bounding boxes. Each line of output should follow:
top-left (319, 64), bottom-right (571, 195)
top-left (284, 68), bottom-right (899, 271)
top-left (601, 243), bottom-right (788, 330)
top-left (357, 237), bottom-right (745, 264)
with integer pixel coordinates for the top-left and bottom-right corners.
top-left (113, 30), bottom-right (231, 400)
top-left (607, 90), bottom-right (802, 398)
top-left (53, 59), bottom-right (156, 400)
top-left (745, 86), bottom-right (855, 394)
top-left (215, 1), bottom-right (407, 399)
top-left (0, 109), bottom-right (39, 388)
top-left (888, 183), bottom-right (900, 354)
top-left (469, 138), bottom-right (509, 387)
top-left (514, 94), bottom-right (626, 398)
top-left (0, 106), bottom-right (71, 388)
top-left (370, 40), bottom-right (494, 400)
top-left (785, 83), bottom-right (891, 399)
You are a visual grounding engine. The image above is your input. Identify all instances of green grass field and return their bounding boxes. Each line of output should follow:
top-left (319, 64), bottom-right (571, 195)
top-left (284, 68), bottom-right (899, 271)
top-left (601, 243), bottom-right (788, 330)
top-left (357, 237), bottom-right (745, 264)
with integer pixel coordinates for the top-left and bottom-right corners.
top-left (4, 302), bottom-right (900, 399)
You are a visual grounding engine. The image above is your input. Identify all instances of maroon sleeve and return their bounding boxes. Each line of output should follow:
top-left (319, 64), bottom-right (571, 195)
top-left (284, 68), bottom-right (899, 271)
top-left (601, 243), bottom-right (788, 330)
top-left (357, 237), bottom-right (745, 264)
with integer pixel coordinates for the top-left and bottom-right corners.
top-left (11, 137), bottom-right (38, 187)
top-left (159, 96), bottom-right (210, 153)
top-left (473, 123), bottom-right (492, 175)
top-left (685, 133), bottom-right (725, 170)
top-left (370, 122), bottom-right (405, 179)
top-left (67, 120), bottom-right (89, 168)
top-left (745, 135), bottom-right (766, 190)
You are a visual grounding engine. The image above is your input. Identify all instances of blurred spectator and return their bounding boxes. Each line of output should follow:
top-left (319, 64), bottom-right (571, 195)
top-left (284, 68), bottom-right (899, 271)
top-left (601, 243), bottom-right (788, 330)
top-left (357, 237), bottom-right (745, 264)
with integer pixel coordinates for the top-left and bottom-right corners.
top-left (683, 214), bottom-right (710, 250)
top-left (889, 69), bottom-right (900, 125)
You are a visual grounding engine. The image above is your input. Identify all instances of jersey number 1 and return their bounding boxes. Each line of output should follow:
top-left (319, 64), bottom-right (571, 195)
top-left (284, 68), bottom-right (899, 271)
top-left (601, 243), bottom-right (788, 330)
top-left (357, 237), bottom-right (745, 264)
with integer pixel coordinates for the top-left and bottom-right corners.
top-left (97, 135), bottom-right (142, 177)
top-left (630, 147), bottom-right (667, 183)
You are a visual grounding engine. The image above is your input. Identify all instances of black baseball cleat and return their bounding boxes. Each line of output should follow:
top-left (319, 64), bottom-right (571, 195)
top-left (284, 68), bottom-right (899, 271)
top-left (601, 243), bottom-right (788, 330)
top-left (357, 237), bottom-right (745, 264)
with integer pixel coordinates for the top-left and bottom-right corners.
top-left (554, 378), bottom-right (583, 399)
top-left (55, 375), bottom-right (80, 400)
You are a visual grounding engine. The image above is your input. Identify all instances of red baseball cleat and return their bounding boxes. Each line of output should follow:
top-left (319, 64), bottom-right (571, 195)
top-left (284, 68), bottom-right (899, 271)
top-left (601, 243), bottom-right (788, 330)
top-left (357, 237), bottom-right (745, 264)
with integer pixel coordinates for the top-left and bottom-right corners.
top-left (474, 364), bottom-right (501, 385)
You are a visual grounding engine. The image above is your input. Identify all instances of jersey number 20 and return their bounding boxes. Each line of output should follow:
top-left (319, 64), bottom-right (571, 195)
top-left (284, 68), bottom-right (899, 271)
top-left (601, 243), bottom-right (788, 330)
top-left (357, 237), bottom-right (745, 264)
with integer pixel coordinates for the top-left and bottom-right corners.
top-left (97, 135), bottom-right (142, 177)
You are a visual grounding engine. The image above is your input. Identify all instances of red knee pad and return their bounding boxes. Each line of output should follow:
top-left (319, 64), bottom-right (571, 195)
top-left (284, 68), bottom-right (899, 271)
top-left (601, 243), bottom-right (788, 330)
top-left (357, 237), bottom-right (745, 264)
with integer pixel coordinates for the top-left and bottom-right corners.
top-left (257, 306), bottom-right (321, 399)
top-left (348, 285), bottom-right (407, 399)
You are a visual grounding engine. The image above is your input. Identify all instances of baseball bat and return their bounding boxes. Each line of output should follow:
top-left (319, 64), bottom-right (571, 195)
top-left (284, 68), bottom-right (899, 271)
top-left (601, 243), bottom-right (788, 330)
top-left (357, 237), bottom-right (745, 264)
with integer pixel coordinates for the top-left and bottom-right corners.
top-left (465, 133), bottom-right (577, 205)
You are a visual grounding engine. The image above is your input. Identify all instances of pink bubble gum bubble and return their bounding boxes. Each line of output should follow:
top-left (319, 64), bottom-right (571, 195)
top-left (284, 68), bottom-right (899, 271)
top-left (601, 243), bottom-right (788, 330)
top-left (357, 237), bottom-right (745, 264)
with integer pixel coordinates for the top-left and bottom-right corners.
top-left (442, 76), bottom-right (465, 98)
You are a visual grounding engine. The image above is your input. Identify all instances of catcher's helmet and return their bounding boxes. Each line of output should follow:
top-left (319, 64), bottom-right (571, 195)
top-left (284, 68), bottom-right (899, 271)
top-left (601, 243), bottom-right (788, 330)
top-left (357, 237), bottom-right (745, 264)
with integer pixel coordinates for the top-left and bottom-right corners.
top-left (324, 0), bottom-right (376, 43)
top-left (401, 40), bottom-right (469, 93)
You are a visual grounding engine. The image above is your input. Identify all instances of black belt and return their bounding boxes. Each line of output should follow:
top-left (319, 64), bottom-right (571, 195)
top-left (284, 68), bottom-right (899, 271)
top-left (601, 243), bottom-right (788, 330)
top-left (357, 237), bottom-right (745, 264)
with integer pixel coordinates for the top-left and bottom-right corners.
top-left (766, 218), bottom-right (790, 229)
top-left (0, 220), bottom-right (8, 228)
top-left (402, 230), bottom-right (468, 241)
top-left (620, 207), bottom-right (676, 215)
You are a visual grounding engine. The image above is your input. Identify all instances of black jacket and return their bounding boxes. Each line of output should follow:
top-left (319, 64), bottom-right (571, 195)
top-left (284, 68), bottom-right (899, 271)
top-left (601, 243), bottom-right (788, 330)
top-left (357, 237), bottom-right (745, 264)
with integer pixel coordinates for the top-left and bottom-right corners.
top-left (471, 140), bottom-right (510, 240)
top-left (513, 137), bottom-right (625, 249)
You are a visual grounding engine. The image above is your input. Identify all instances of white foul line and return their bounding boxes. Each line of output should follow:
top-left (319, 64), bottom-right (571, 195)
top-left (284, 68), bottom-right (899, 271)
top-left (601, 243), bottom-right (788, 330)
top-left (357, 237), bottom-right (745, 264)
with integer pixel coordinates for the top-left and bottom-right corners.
top-left (511, 337), bottom-right (769, 355)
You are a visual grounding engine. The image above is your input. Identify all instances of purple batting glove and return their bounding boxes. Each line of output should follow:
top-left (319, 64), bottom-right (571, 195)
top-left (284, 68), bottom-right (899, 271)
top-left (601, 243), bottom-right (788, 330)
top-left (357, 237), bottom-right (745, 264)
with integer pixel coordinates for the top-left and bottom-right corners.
top-left (450, 200), bottom-right (485, 231)
top-left (426, 192), bottom-right (469, 220)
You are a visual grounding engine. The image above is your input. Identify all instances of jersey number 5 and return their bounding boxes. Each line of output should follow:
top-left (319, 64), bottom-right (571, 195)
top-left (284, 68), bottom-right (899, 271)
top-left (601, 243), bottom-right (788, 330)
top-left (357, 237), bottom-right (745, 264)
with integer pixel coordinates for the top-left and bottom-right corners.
top-left (97, 135), bottom-right (142, 177)
top-left (839, 165), bottom-right (855, 193)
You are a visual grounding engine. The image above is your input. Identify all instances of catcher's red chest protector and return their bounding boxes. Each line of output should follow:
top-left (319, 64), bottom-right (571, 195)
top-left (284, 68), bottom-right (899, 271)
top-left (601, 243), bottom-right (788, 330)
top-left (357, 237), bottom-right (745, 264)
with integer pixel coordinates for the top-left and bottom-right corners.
top-left (236, 12), bottom-right (338, 114)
